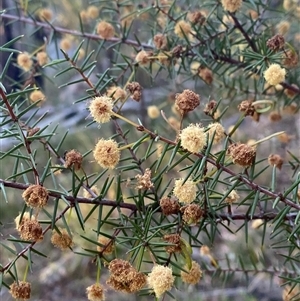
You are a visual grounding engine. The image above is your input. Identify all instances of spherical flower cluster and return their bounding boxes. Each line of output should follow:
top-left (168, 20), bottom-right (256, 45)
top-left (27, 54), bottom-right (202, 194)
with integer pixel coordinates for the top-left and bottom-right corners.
top-left (180, 204), bottom-right (203, 225)
top-left (51, 227), bottom-right (73, 250)
top-left (64, 149), bottom-right (83, 170)
top-left (10, 281), bottom-right (31, 300)
top-left (17, 52), bottom-right (33, 71)
top-left (266, 34), bottom-right (285, 51)
top-left (97, 236), bottom-right (115, 255)
top-left (87, 6), bottom-right (99, 19)
top-left (173, 178), bottom-right (197, 204)
top-left (135, 168), bottom-right (154, 190)
top-left (225, 190), bottom-right (240, 204)
top-left (221, 0), bottom-right (243, 13)
top-left (199, 67), bottom-right (213, 84)
top-left (29, 90), bottom-right (46, 106)
top-left (264, 64), bottom-right (286, 86)
top-left (93, 139), bottom-right (120, 169)
top-left (181, 261), bottom-right (202, 284)
top-left (227, 143), bottom-right (256, 167)
top-left (15, 213), bottom-right (43, 242)
top-left (153, 33), bottom-right (167, 49)
top-left (276, 20), bottom-right (290, 35)
top-left (283, 50), bottom-right (299, 68)
top-left (160, 197), bottom-right (180, 215)
top-left (206, 122), bottom-right (225, 144)
top-left (22, 184), bottom-right (48, 208)
top-left (147, 265), bottom-right (174, 298)
top-left (238, 100), bottom-right (255, 116)
top-left (268, 111), bottom-right (282, 122)
top-left (180, 124), bottom-right (207, 153)
top-left (107, 259), bottom-right (146, 293)
top-left (175, 89), bottom-right (200, 114)
top-left (284, 84), bottom-right (298, 98)
top-left (126, 82), bottom-right (143, 102)
top-left (174, 20), bottom-right (191, 39)
top-left (60, 37), bottom-right (72, 51)
top-left (268, 154), bottom-right (284, 170)
top-left (135, 50), bottom-right (151, 65)
top-left (96, 21), bottom-right (115, 39)
top-left (163, 234), bottom-right (181, 253)
top-left (89, 96), bottom-right (114, 124)
top-left (86, 283), bottom-right (105, 301)
top-left (36, 51), bottom-right (48, 66)
top-left (38, 8), bottom-right (53, 21)
top-left (106, 86), bottom-right (127, 102)
top-left (147, 105), bottom-right (160, 119)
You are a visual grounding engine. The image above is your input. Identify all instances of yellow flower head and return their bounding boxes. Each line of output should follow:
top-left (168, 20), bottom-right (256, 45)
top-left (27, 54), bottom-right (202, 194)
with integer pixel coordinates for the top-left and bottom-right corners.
top-left (173, 178), bottom-right (197, 204)
top-left (148, 265), bottom-right (174, 298)
top-left (89, 96), bottom-right (114, 124)
top-left (180, 124), bottom-right (207, 153)
top-left (93, 139), bottom-right (120, 169)
top-left (264, 64), bottom-right (286, 86)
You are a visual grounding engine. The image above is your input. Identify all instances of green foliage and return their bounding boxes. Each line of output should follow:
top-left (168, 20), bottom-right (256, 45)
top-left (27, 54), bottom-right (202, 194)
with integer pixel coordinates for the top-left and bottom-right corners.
top-left (0, 0), bottom-right (300, 300)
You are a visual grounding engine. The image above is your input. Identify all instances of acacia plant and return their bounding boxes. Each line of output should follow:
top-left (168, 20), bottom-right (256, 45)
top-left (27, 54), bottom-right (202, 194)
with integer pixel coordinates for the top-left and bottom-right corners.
top-left (0, 0), bottom-right (300, 300)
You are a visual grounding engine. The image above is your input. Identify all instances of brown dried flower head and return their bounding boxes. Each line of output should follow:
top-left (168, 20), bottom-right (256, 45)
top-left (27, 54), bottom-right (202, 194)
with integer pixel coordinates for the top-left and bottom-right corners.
top-left (97, 236), bottom-right (115, 255)
top-left (172, 45), bottom-right (184, 57)
top-left (238, 100), bottom-right (255, 116)
top-left (181, 261), bottom-right (203, 285)
top-left (107, 259), bottom-right (146, 293)
top-left (36, 51), bottom-right (48, 66)
top-left (96, 21), bottom-right (115, 39)
top-left (267, 34), bottom-right (285, 51)
top-left (17, 52), bottom-right (33, 72)
top-left (126, 82), bottom-right (143, 102)
top-left (174, 20), bottom-right (191, 38)
top-left (83, 185), bottom-right (99, 198)
top-left (148, 265), bottom-right (174, 298)
top-left (188, 11), bottom-right (206, 25)
top-left (175, 89), bottom-right (200, 114)
top-left (204, 100), bottom-right (217, 116)
top-left (282, 103), bottom-right (298, 114)
top-left (29, 90), bottom-right (46, 106)
top-left (266, 34), bottom-right (285, 51)
top-left (153, 33), bottom-right (167, 49)
top-left (93, 139), bottom-right (120, 169)
top-left (173, 178), bottom-right (197, 204)
top-left (221, 0), bottom-right (243, 12)
top-left (180, 124), bottom-right (207, 153)
top-left (163, 234), bottom-right (181, 253)
top-left (51, 227), bottom-right (73, 250)
top-left (22, 184), bottom-right (48, 208)
top-left (284, 84), bottom-right (299, 99)
top-left (10, 281), bottom-right (31, 300)
top-left (227, 143), bottom-right (256, 167)
top-left (225, 190), bottom-right (240, 204)
top-left (206, 122), bottom-right (225, 144)
top-left (268, 111), bottom-right (282, 122)
top-left (18, 219), bottom-right (43, 241)
top-left (181, 204), bottom-right (203, 225)
top-left (283, 50), bottom-right (299, 68)
top-left (199, 67), bottom-right (213, 84)
top-left (106, 86), bottom-right (127, 102)
top-left (86, 283), bottom-right (105, 301)
top-left (147, 105), bottom-right (160, 119)
top-left (89, 96), bottom-right (114, 124)
top-left (64, 149), bottom-right (83, 170)
top-left (160, 197), bottom-right (180, 215)
top-left (135, 168), bottom-right (154, 190)
top-left (268, 154), bottom-right (284, 170)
